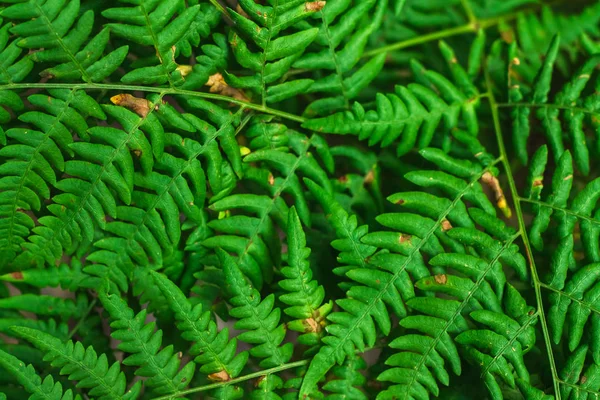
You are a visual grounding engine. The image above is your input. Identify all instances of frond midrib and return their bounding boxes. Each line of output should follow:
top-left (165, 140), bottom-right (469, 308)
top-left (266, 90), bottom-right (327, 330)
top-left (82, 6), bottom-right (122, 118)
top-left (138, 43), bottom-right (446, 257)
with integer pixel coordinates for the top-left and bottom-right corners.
top-left (232, 134), bottom-right (320, 272)
top-left (32, 1), bottom-right (92, 82)
top-left (395, 230), bottom-right (521, 399)
top-left (320, 158), bottom-right (503, 376)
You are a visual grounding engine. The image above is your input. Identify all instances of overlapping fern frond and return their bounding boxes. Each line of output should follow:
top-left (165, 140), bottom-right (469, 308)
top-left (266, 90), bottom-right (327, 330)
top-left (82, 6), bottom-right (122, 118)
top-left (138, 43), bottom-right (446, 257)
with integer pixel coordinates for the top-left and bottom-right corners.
top-left (303, 35), bottom-right (483, 156)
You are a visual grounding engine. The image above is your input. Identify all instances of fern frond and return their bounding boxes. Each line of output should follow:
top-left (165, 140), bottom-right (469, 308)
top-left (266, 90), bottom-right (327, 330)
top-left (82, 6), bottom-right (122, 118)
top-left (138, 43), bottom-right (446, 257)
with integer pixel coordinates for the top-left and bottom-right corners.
top-left (330, 145), bottom-right (384, 226)
top-left (99, 292), bottom-right (195, 396)
top-left (526, 147), bottom-right (600, 365)
top-left (12, 327), bottom-right (142, 400)
top-left (0, 23), bottom-right (34, 84)
top-left (470, 0), bottom-right (535, 18)
top-left (558, 344), bottom-right (600, 400)
top-left (304, 178), bottom-right (377, 290)
top-left (454, 286), bottom-right (537, 399)
top-left (323, 355), bottom-right (367, 400)
top-left (300, 149), bottom-right (518, 396)
top-left (103, 0), bottom-right (201, 86)
top-left (378, 269), bottom-right (534, 399)
top-left (0, 260), bottom-right (99, 292)
top-left (0, 318), bottom-right (68, 341)
top-left (226, 0), bottom-right (324, 104)
top-left (302, 37), bottom-right (483, 156)
top-left (2, 0), bottom-right (127, 82)
top-left (507, 4), bottom-right (600, 77)
top-left (251, 374), bottom-right (285, 400)
top-left (151, 270), bottom-right (249, 382)
top-left (0, 293), bottom-right (88, 319)
top-left (219, 249), bottom-right (293, 369)
top-left (0, 89), bottom-right (104, 269)
top-left (280, 207), bottom-right (331, 353)
top-left (203, 118), bottom-right (332, 290)
top-left (0, 88), bottom-right (24, 144)
top-left (508, 36), bottom-right (600, 173)
top-left (0, 349), bottom-right (78, 400)
top-left (243, 116), bottom-right (333, 224)
top-left (9, 100), bottom-right (163, 268)
top-left (294, 0), bottom-right (388, 116)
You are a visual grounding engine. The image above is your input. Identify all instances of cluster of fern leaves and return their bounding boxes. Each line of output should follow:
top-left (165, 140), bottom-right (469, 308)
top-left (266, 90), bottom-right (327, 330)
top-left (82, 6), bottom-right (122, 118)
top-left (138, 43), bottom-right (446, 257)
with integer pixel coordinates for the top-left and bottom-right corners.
top-left (2, 0), bottom-right (600, 399)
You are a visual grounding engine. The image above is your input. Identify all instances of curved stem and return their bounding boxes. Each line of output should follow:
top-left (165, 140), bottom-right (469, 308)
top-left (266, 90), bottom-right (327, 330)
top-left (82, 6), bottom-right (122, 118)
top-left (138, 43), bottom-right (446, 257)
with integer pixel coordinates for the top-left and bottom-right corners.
top-left (362, 9), bottom-right (526, 58)
top-left (0, 83), bottom-right (306, 123)
top-left (151, 359), bottom-right (309, 399)
top-left (484, 62), bottom-right (562, 400)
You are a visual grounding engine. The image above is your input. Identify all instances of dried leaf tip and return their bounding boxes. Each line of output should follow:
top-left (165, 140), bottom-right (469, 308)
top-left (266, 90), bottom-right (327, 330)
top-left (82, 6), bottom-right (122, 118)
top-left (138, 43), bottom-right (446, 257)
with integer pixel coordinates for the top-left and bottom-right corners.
top-left (111, 94), bottom-right (152, 117)
top-left (481, 172), bottom-right (512, 219)
top-left (305, 1), bottom-right (326, 12)
top-left (176, 64), bottom-right (193, 77)
top-left (206, 73), bottom-right (250, 102)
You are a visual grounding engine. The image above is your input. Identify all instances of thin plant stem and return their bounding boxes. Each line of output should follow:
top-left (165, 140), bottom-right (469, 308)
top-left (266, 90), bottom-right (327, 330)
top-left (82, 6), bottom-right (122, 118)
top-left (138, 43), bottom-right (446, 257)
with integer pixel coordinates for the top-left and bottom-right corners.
top-left (484, 61), bottom-right (562, 400)
top-left (151, 360), bottom-right (309, 399)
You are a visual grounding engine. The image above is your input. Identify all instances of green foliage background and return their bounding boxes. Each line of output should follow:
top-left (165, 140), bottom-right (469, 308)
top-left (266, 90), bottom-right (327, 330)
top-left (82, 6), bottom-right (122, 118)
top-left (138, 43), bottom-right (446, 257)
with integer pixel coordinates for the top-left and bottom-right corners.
top-left (0, 0), bottom-right (600, 399)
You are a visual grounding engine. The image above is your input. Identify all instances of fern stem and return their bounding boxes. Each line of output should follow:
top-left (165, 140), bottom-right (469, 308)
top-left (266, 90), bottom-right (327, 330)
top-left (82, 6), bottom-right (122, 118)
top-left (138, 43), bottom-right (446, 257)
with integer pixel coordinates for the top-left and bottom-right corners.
top-left (538, 281), bottom-right (600, 316)
top-left (362, 10), bottom-right (523, 58)
top-left (151, 359), bottom-right (309, 400)
top-left (68, 297), bottom-right (97, 339)
top-left (484, 62), bottom-right (562, 399)
top-left (497, 102), bottom-right (600, 118)
top-left (0, 83), bottom-right (306, 123)
top-left (520, 197), bottom-right (600, 227)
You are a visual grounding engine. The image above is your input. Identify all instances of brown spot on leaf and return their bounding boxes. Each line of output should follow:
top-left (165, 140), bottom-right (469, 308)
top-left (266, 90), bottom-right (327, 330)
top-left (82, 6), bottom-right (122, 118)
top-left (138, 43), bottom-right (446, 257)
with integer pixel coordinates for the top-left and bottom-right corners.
top-left (11, 272), bottom-right (23, 280)
top-left (533, 178), bottom-right (543, 187)
top-left (304, 317), bottom-right (319, 333)
top-left (395, 199), bottom-right (405, 205)
top-left (209, 370), bottom-right (231, 382)
top-left (399, 234), bottom-right (411, 244)
top-left (441, 219), bottom-right (452, 232)
top-left (305, 1), bottom-right (326, 12)
top-left (206, 73), bottom-right (250, 102)
top-left (111, 94), bottom-right (151, 118)
top-left (256, 375), bottom-right (267, 387)
top-left (434, 274), bottom-right (448, 284)
top-left (268, 173), bottom-right (275, 186)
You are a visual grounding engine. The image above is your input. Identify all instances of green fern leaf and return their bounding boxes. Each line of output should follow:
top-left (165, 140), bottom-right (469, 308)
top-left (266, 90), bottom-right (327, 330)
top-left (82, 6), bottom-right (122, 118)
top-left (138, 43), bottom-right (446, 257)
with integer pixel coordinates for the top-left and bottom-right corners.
top-left (219, 248), bottom-right (294, 368)
top-left (99, 292), bottom-right (195, 395)
top-left (226, 0), bottom-right (323, 104)
top-left (280, 206), bottom-right (331, 352)
top-left (0, 349), bottom-right (79, 400)
top-left (302, 37), bottom-right (483, 156)
top-left (2, 0), bottom-right (127, 82)
top-left (151, 270), bottom-right (249, 382)
top-left (12, 327), bottom-right (142, 400)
